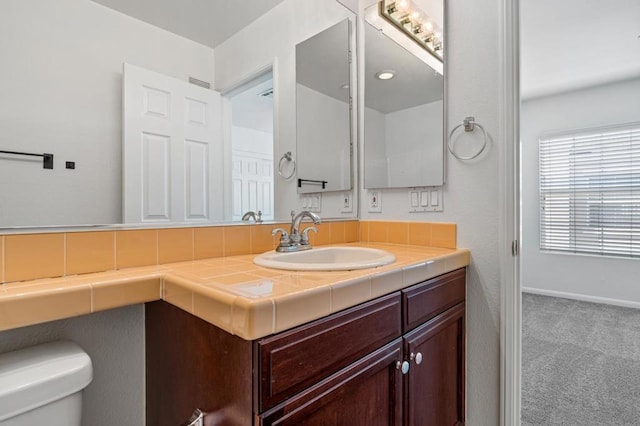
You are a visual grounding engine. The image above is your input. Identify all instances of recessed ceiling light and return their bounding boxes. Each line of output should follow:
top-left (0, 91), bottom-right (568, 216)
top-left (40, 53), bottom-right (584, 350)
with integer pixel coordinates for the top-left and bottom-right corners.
top-left (375, 70), bottom-right (396, 80)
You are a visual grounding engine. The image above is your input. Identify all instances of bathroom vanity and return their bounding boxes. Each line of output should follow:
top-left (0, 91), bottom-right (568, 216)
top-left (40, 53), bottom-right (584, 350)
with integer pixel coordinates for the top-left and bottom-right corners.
top-left (146, 268), bottom-right (465, 425)
top-left (0, 223), bottom-right (466, 426)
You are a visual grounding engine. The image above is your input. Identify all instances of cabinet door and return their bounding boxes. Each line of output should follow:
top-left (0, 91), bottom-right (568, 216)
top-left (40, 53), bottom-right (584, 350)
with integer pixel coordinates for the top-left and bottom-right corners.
top-left (259, 339), bottom-right (404, 426)
top-left (404, 303), bottom-right (465, 426)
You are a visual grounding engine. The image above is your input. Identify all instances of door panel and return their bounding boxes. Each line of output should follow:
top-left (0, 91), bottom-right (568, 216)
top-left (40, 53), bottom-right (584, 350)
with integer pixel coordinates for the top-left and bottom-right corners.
top-left (141, 132), bottom-right (170, 220)
top-left (404, 303), bottom-right (465, 426)
top-left (123, 63), bottom-right (222, 223)
top-left (185, 140), bottom-right (209, 219)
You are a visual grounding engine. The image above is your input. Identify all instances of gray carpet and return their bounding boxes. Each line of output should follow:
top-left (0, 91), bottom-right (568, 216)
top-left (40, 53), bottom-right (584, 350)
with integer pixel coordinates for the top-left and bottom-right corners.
top-left (522, 293), bottom-right (640, 425)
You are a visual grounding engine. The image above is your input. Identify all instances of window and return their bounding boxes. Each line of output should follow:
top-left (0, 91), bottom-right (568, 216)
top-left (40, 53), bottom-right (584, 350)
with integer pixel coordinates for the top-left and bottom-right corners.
top-left (539, 122), bottom-right (640, 258)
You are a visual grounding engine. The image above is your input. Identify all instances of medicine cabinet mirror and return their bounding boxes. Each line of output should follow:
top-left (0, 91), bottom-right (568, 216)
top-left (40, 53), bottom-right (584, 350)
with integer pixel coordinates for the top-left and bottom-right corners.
top-left (363, 0), bottom-right (445, 189)
top-left (295, 19), bottom-right (353, 194)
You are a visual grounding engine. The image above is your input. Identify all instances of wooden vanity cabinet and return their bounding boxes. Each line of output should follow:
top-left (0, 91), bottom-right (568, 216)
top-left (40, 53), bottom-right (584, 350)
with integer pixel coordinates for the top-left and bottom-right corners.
top-left (145, 268), bottom-right (465, 426)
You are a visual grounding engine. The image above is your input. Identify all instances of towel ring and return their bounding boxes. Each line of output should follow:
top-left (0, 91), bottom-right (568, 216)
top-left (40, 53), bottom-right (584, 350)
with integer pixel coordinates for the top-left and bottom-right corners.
top-left (448, 116), bottom-right (488, 160)
top-left (278, 151), bottom-right (296, 179)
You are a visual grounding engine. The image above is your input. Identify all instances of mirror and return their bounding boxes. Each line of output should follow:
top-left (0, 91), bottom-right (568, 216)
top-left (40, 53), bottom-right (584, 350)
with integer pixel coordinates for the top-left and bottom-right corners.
top-left (296, 19), bottom-right (352, 194)
top-left (363, 1), bottom-right (445, 189)
top-left (0, 0), bottom-right (355, 228)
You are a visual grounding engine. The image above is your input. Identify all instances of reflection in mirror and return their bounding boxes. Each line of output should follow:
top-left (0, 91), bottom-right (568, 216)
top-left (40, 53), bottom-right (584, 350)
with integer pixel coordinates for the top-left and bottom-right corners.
top-left (228, 73), bottom-right (275, 222)
top-left (0, 0), bottom-right (354, 228)
top-left (296, 19), bottom-right (352, 194)
top-left (363, 1), bottom-right (444, 189)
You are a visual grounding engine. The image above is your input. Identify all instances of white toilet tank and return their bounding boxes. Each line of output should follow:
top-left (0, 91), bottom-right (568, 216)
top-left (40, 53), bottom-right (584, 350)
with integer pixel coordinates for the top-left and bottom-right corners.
top-left (0, 341), bottom-right (93, 426)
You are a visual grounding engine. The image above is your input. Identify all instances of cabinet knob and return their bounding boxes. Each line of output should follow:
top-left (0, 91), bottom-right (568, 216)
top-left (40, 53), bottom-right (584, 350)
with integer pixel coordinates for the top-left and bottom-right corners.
top-left (410, 352), bottom-right (423, 365)
top-left (184, 409), bottom-right (204, 426)
top-left (396, 360), bottom-right (410, 374)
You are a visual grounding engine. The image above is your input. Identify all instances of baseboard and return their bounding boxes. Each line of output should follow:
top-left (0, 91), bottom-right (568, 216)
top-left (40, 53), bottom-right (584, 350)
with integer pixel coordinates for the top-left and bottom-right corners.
top-left (522, 287), bottom-right (640, 310)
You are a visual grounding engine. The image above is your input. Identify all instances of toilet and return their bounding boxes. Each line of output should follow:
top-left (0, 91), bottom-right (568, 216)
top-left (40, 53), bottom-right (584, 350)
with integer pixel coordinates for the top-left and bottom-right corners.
top-left (0, 341), bottom-right (93, 426)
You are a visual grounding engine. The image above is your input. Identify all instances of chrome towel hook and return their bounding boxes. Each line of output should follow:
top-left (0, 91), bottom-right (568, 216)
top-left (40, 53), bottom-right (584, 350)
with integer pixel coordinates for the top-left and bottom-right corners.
top-left (278, 151), bottom-right (296, 179)
top-left (448, 116), bottom-right (488, 160)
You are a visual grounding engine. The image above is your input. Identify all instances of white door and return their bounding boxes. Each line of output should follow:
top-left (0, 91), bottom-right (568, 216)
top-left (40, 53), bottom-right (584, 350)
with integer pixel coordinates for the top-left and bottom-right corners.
top-left (123, 63), bottom-right (222, 223)
top-left (231, 150), bottom-right (274, 221)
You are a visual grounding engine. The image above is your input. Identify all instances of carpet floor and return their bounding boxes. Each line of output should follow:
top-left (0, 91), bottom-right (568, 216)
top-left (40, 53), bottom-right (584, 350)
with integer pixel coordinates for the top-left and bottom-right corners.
top-left (522, 293), bottom-right (640, 425)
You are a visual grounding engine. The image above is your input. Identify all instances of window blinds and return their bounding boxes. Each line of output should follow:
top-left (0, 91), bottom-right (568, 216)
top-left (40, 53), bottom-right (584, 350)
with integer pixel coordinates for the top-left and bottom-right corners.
top-left (539, 122), bottom-right (640, 258)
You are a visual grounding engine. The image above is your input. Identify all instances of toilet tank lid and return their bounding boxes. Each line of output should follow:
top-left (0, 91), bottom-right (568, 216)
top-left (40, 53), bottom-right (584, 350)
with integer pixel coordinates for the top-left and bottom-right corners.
top-left (0, 340), bottom-right (93, 422)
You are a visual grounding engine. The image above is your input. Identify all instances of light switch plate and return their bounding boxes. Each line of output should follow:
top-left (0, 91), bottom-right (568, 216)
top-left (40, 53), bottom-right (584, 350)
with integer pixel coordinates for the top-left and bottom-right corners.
top-left (424, 188), bottom-right (443, 212)
top-left (299, 193), bottom-right (322, 213)
top-left (408, 189), bottom-right (425, 212)
top-left (408, 187), bottom-right (443, 212)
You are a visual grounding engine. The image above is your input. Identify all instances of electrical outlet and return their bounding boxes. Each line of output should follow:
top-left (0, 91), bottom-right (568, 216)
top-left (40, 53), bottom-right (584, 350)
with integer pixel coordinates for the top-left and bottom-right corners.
top-left (367, 190), bottom-right (382, 213)
top-left (341, 192), bottom-right (353, 213)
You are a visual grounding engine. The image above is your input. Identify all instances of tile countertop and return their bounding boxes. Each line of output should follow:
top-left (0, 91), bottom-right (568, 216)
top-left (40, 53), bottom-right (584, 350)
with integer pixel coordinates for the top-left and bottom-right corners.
top-left (0, 243), bottom-right (470, 340)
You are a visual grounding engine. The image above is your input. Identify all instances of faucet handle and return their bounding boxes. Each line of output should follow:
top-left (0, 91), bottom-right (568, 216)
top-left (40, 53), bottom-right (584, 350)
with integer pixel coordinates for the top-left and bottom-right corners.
top-left (272, 228), bottom-right (291, 244)
top-left (257, 210), bottom-right (263, 223)
top-left (300, 226), bottom-right (317, 245)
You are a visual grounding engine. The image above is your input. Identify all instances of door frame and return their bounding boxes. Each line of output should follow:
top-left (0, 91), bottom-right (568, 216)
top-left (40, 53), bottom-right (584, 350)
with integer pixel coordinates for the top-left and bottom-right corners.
top-left (499, 0), bottom-right (521, 424)
top-left (220, 64), bottom-right (277, 222)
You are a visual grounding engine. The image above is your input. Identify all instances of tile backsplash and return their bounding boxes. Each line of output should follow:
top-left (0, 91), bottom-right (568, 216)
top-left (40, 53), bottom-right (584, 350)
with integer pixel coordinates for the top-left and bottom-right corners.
top-left (0, 220), bottom-right (456, 284)
top-left (359, 221), bottom-right (456, 249)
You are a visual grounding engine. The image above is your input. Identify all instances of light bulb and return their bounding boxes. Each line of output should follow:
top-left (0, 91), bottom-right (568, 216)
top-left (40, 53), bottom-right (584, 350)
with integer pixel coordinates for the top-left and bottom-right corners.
top-left (422, 21), bottom-right (434, 33)
top-left (396, 0), bottom-right (410, 13)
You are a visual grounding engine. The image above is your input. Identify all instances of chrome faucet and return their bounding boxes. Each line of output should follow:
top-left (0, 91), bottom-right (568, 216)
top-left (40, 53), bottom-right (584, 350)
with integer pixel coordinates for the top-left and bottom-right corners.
top-left (272, 210), bottom-right (321, 252)
top-left (241, 210), bottom-right (262, 223)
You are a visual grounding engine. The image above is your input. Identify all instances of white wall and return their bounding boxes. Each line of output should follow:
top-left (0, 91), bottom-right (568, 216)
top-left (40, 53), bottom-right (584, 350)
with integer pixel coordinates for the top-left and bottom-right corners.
top-left (214, 0), bottom-right (357, 220)
top-left (385, 101), bottom-right (444, 187)
top-left (0, 0), bottom-right (215, 226)
top-left (363, 107), bottom-right (388, 188)
top-left (296, 84), bottom-right (351, 192)
top-left (232, 126), bottom-right (273, 156)
top-left (359, 0), bottom-right (502, 423)
top-left (521, 77), bottom-right (640, 306)
top-left (0, 306), bottom-right (145, 426)
top-left (364, 101), bottom-right (443, 188)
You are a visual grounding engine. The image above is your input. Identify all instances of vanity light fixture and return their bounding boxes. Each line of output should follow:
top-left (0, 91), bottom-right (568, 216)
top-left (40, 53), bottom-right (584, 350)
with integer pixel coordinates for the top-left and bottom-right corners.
top-left (375, 70), bottom-right (396, 80)
top-left (379, 0), bottom-right (443, 61)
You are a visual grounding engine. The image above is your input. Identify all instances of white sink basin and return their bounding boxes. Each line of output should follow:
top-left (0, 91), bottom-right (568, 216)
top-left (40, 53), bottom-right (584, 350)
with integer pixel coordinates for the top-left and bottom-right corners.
top-left (253, 246), bottom-right (396, 271)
